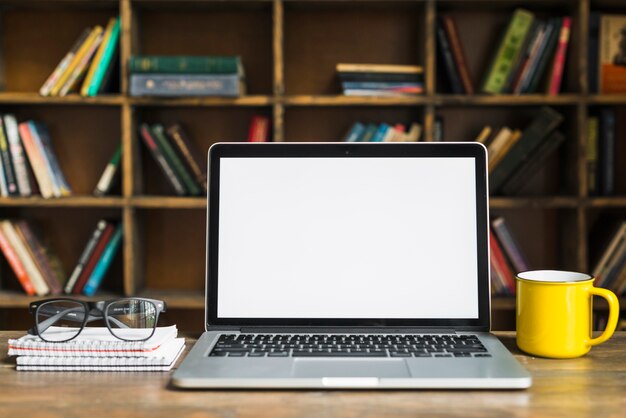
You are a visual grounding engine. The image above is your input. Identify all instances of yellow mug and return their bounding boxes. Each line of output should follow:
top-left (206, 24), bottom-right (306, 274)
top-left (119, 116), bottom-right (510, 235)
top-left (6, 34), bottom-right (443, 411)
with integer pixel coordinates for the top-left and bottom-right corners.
top-left (516, 270), bottom-right (619, 358)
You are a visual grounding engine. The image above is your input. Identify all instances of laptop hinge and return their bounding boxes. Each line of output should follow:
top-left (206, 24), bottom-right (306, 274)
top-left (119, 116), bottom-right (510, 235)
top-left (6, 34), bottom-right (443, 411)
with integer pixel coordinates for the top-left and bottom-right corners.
top-left (237, 327), bottom-right (458, 334)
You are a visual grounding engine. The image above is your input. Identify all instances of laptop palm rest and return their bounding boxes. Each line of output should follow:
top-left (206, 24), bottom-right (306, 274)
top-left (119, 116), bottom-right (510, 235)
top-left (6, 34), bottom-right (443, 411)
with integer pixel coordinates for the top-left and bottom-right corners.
top-left (293, 359), bottom-right (410, 378)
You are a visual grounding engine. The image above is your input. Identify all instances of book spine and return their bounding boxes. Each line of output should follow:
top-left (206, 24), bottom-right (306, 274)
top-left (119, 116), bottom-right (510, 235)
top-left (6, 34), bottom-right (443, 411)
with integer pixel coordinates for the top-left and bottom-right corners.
top-left (547, 17), bottom-right (572, 95)
top-left (587, 116), bottom-right (599, 196)
top-left (129, 74), bottom-right (241, 97)
top-left (514, 23), bottom-right (548, 94)
top-left (129, 56), bottom-right (240, 74)
top-left (0, 148), bottom-right (7, 196)
top-left (511, 23), bottom-right (545, 94)
top-left (83, 225), bottom-right (123, 296)
top-left (338, 72), bottom-right (423, 83)
top-left (81, 18), bottom-right (116, 96)
top-left (87, 17), bottom-right (121, 97)
top-left (247, 116), bottom-right (270, 142)
top-left (433, 117), bottom-right (444, 142)
top-left (64, 220), bottom-right (107, 294)
top-left (94, 146), bottom-right (121, 196)
top-left (491, 217), bottom-right (530, 273)
top-left (482, 9), bottom-right (535, 94)
top-left (525, 18), bottom-right (561, 93)
top-left (436, 18), bottom-right (464, 94)
top-left (486, 127), bottom-right (513, 172)
top-left (18, 122), bottom-right (54, 198)
top-left (441, 15), bottom-right (474, 95)
top-left (600, 108), bottom-right (616, 196)
top-left (588, 13), bottom-right (600, 94)
top-left (490, 107), bottom-right (563, 194)
top-left (342, 122), bottom-right (366, 142)
top-left (4, 115), bottom-right (31, 196)
top-left (166, 124), bottom-right (207, 193)
top-left (359, 124), bottom-right (378, 142)
top-left (601, 239), bottom-right (626, 290)
top-left (0, 225), bottom-right (36, 295)
top-left (0, 221), bottom-right (49, 295)
top-left (14, 221), bottom-right (63, 295)
top-left (0, 116), bottom-right (18, 195)
top-left (341, 82), bottom-right (423, 90)
top-left (404, 123), bottom-right (422, 142)
top-left (30, 122), bottom-right (72, 196)
top-left (490, 129), bottom-right (522, 172)
top-left (503, 21), bottom-right (538, 93)
top-left (152, 124), bottom-right (200, 196)
top-left (40, 28), bottom-right (91, 96)
top-left (139, 124), bottom-right (186, 196)
top-left (72, 223), bottom-right (115, 295)
top-left (59, 31), bottom-right (103, 96)
top-left (371, 124), bottom-right (390, 142)
top-left (489, 230), bottom-right (516, 294)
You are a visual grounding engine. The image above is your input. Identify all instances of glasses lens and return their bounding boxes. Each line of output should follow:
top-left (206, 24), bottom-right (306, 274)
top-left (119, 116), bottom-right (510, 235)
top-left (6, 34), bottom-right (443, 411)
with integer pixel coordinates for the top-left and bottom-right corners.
top-left (36, 300), bottom-right (86, 342)
top-left (105, 300), bottom-right (158, 341)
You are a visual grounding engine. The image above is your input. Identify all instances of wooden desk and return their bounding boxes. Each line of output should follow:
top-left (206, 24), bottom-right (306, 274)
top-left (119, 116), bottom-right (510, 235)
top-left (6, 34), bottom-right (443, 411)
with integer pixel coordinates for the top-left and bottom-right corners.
top-left (1, 331), bottom-right (625, 418)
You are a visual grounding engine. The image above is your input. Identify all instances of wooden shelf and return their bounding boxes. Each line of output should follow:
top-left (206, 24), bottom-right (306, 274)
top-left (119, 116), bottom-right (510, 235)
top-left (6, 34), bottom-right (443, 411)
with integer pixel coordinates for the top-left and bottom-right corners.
top-left (434, 94), bottom-right (582, 106)
top-left (0, 93), bottom-right (124, 106)
top-left (0, 196), bottom-right (125, 208)
top-left (490, 197), bottom-right (580, 209)
top-left (129, 95), bottom-right (274, 107)
top-left (131, 196), bottom-right (206, 209)
top-left (0, 291), bottom-right (119, 308)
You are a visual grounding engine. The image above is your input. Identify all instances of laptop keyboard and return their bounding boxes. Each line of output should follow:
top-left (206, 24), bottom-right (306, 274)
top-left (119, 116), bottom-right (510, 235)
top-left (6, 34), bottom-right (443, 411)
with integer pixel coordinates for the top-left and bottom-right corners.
top-left (208, 334), bottom-right (490, 358)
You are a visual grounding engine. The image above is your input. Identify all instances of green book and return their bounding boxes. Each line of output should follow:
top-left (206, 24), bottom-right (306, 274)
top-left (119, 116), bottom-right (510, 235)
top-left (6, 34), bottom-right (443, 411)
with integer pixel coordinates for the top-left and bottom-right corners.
top-left (87, 17), bottom-right (120, 97)
top-left (129, 56), bottom-right (241, 74)
top-left (150, 124), bottom-right (201, 196)
top-left (482, 9), bottom-right (535, 94)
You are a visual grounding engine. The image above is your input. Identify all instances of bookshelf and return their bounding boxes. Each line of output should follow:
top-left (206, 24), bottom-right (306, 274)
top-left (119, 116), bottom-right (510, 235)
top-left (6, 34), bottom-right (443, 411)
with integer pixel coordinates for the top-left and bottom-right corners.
top-left (0, 0), bottom-right (625, 331)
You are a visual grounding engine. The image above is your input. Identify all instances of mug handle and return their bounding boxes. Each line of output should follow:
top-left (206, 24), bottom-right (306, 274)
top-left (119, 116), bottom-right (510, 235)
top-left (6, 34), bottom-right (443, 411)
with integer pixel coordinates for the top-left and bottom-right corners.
top-left (588, 287), bottom-right (620, 347)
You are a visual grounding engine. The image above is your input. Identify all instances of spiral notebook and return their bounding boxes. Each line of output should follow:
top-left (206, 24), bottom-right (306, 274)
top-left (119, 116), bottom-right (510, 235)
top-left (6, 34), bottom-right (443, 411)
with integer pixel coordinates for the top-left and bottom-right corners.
top-left (15, 338), bottom-right (185, 372)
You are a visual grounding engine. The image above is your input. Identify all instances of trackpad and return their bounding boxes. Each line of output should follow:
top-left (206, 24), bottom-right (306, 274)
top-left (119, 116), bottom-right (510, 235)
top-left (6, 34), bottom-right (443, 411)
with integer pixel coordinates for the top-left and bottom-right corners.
top-left (293, 359), bottom-right (410, 378)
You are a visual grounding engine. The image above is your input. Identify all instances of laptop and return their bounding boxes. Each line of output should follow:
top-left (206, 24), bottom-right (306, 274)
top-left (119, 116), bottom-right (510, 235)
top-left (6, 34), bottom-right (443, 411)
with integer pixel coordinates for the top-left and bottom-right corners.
top-left (171, 142), bottom-right (532, 389)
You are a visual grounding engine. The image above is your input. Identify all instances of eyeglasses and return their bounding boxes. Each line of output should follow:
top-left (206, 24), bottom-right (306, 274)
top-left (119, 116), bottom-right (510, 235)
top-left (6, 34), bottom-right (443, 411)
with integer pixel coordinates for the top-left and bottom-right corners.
top-left (28, 298), bottom-right (166, 343)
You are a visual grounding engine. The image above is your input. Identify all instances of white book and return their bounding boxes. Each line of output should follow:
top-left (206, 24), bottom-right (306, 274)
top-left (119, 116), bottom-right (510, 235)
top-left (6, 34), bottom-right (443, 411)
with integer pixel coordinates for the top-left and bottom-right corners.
top-left (15, 338), bottom-right (185, 372)
top-left (8, 325), bottom-right (178, 357)
top-left (4, 114), bottom-right (31, 196)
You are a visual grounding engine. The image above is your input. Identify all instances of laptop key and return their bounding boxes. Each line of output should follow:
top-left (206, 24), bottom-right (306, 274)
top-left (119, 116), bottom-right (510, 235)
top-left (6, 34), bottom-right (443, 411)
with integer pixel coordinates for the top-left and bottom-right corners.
top-left (228, 352), bottom-right (246, 357)
top-left (292, 351), bottom-right (387, 357)
top-left (390, 352), bottom-right (411, 357)
top-left (268, 352), bottom-right (289, 357)
top-left (248, 352), bottom-right (266, 357)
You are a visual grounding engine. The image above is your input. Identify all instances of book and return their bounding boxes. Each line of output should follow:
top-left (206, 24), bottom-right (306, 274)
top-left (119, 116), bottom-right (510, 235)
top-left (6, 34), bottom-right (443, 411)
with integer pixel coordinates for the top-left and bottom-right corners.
top-left (441, 15), bottom-right (474, 94)
top-left (486, 127), bottom-right (513, 172)
top-left (83, 224), bottom-right (123, 296)
top-left (247, 116), bottom-right (270, 142)
top-left (482, 9), bottom-right (535, 94)
top-left (336, 63), bottom-right (423, 75)
top-left (0, 116), bottom-right (18, 195)
top-left (139, 124), bottom-right (186, 195)
top-left (337, 71), bottom-right (423, 83)
top-left (600, 238), bottom-right (626, 290)
top-left (30, 122), bottom-right (72, 197)
top-left (491, 217), bottom-right (530, 274)
top-left (371, 124), bottom-right (390, 142)
top-left (0, 220), bottom-right (48, 296)
top-left (96, 42), bottom-right (120, 95)
top-left (8, 325), bottom-right (178, 357)
top-left (359, 124), bottom-right (378, 142)
top-left (15, 338), bottom-right (185, 372)
top-left (72, 222), bottom-right (115, 295)
top-left (0, 150), bottom-right (7, 196)
top-left (81, 18), bottom-right (116, 96)
top-left (593, 222), bottom-right (626, 286)
top-left (511, 21), bottom-right (546, 94)
top-left (4, 115), bottom-right (31, 196)
top-left (166, 124), bottom-right (207, 193)
top-left (587, 116), bottom-right (600, 195)
top-left (500, 130), bottom-right (566, 195)
top-left (547, 17), bottom-right (572, 95)
top-left (151, 124), bottom-right (200, 196)
top-left (489, 107), bottom-right (563, 194)
top-left (523, 18), bottom-right (561, 93)
top-left (599, 108), bottom-right (616, 196)
top-left (599, 15), bottom-right (626, 93)
top-left (341, 81), bottom-right (424, 91)
top-left (64, 220), bottom-right (108, 294)
top-left (588, 13), bottom-right (601, 94)
top-left (49, 26), bottom-right (103, 96)
top-left (474, 126), bottom-right (492, 144)
top-left (58, 29), bottom-right (103, 96)
top-left (433, 117), bottom-right (444, 142)
top-left (342, 88), bottom-right (422, 96)
top-left (342, 122), bottom-right (366, 142)
top-left (489, 129), bottom-right (522, 173)
top-left (129, 74), bottom-right (243, 97)
top-left (129, 56), bottom-right (242, 74)
top-left (0, 225), bottom-right (35, 295)
top-left (94, 145), bottom-right (121, 196)
top-left (400, 123), bottom-right (422, 142)
top-left (489, 230), bottom-right (516, 294)
top-left (13, 221), bottom-right (63, 295)
top-left (436, 17), bottom-right (464, 94)
top-left (87, 17), bottom-right (121, 96)
top-left (18, 122), bottom-right (53, 198)
top-left (39, 28), bottom-right (91, 96)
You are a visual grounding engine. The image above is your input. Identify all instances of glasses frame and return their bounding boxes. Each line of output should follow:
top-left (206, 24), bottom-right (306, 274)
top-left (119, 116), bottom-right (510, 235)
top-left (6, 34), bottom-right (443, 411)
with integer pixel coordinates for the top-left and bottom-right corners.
top-left (28, 297), bottom-right (167, 343)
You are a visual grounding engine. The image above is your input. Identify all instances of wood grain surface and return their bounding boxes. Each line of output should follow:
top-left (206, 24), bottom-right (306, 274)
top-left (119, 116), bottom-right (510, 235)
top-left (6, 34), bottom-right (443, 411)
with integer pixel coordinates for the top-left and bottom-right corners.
top-left (1, 331), bottom-right (625, 418)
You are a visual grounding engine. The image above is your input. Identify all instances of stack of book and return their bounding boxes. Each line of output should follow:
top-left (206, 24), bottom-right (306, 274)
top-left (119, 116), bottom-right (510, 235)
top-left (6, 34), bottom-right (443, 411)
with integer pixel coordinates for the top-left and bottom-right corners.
top-left (587, 108), bottom-right (625, 196)
top-left (40, 17), bottom-right (120, 97)
top-left (129, 56), bottom-right (246, 97)
top-left (477, 107), bottom-right (565, 195)
top-left (447, 9), bottom-right (572, 95)
top-left (8, 325), bottom-right (184, 372)
top-left (336, 64), bottom-right (424, 96)
top-left (589, 14), bottom-right (626, 94)
top-left (342, 122), bottom-right (422, 142)
top-left (0, 220), bottom-right (64, 296)
top-left (64, 220), bottom-right (123, 296)
top-left (591, 220), bottom-right (626, 296)
top-left (490, 217), bottom-right (530, 296)
top-left (0, 116), bottom-right (71, 198)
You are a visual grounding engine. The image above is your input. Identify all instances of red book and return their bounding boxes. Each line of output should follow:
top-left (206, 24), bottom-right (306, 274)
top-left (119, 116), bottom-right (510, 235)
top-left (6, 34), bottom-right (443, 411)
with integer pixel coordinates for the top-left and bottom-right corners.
top-left (247, 116), bottom-right (270, 142)
top-left (441, 15), bottom-right (475, 95)
top-left (0, 227), bottom-right (36, 295)
top-left (489, 230), bottom-right (516, 294)
top-left (547, 17), bottom-right (571, 95)
top-left (72, 223), bottom-right (115, 294)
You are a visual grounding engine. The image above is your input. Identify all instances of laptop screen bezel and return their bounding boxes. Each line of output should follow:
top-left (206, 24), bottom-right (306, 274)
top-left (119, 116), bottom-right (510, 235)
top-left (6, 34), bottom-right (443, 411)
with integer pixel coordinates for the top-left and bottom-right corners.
top-left (206, 142), bottom-right (490, 331)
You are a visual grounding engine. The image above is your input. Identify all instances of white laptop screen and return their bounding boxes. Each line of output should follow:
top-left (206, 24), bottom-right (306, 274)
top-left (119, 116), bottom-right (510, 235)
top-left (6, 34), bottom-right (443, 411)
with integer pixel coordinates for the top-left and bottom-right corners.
top-left (216, 156), bottom-right (479, 319)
